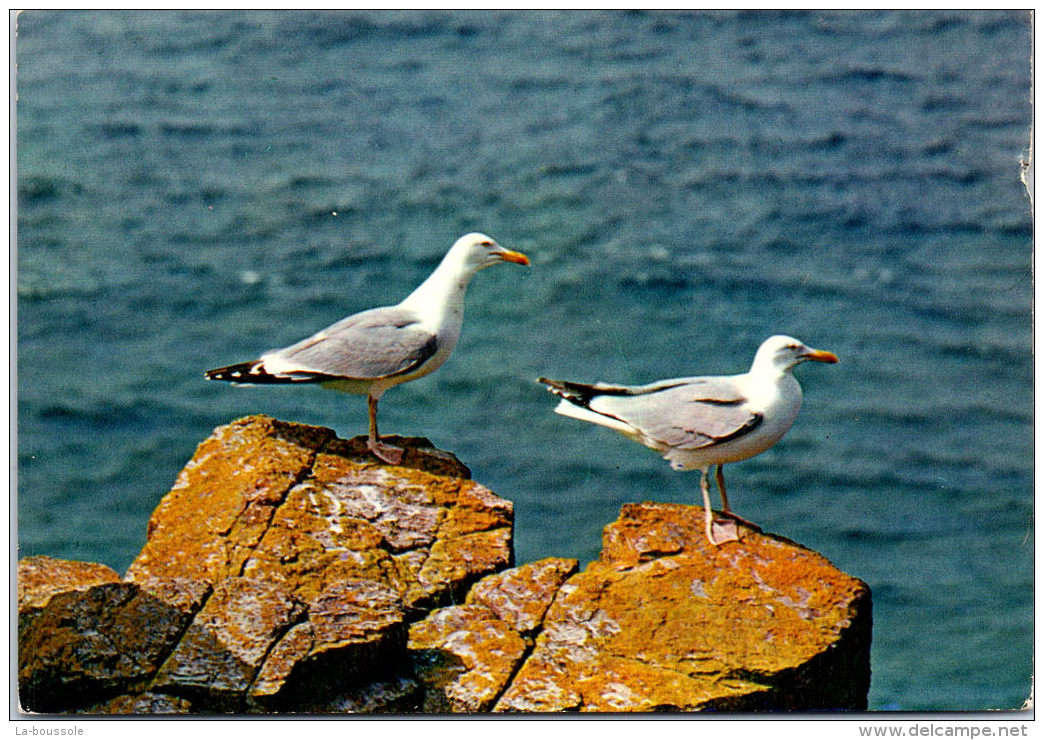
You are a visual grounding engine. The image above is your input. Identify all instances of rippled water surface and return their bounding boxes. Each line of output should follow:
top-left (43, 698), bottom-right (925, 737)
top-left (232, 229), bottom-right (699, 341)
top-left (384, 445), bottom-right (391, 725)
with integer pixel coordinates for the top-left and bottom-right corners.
top-left (16, 10), bottom-right (1033, 711)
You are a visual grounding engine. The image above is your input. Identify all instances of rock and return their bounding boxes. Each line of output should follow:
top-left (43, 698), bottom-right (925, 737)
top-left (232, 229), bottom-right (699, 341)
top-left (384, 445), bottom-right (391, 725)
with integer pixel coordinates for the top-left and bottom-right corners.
top-left (82, 692), bottom-right (195, 715)
top-left (407, 558), bottom-right (578, 713)
top-left (246, 579), bottom-right (407, 712)
top-left (127, 416), bottom-right (513, 613)
top-left (131, 575), bottom-right (212, 615)
top-left (18, 416), bottom-right (513, 714)
top-left (466, 557), bottom-right (579, 635)
top-left (296, 674), bottom-right (423, 714)
top-left (409, 604), bottom-right (527, 713)
top-left (493, 502), bottom-right (872, 712)
top-left (127, 415), bottom-right (335, 588)
top-left (151, 577), bottom-right (304, 712)
top-left (17, 556), bottom-right (121, 613)
top-left (18, 581), bottom-right (193, 712)
top-left (17, 417), bottom-right (872, 714)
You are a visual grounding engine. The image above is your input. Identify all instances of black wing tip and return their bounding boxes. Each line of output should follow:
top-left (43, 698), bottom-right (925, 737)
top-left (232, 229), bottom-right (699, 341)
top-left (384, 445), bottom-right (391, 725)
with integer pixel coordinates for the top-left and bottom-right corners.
top-left (205, 361), bottom-right (336, 385)
top-left (204, 361), bottom-right (259, 382)
top-left (537, 377), bottom-right (598, 408)
top-left (537, 376), bottom-right (569, 395)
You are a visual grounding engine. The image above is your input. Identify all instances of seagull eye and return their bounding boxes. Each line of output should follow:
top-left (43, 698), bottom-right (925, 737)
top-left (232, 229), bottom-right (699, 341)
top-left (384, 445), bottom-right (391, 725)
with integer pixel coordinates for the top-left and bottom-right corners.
top-left (480, 240), bottom-right (494, 248)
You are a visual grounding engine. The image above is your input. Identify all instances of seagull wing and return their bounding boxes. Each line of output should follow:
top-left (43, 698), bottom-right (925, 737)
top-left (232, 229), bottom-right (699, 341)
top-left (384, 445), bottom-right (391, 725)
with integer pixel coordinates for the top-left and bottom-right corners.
top-left (585, 377), bottom-right (761, 450)
top-left (264, 306), bottom-right (439, 381)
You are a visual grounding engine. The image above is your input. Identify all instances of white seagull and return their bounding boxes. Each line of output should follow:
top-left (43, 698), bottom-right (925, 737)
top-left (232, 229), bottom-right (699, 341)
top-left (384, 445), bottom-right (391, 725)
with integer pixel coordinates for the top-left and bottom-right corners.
top-left (206, 233), bottom-right (529, 464)
top-left (538, 335), bottom-right (838, 546)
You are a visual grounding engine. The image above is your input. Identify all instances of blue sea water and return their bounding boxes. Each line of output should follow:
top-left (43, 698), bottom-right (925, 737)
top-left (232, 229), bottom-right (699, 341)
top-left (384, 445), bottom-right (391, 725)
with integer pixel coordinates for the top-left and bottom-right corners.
top-left (15, 10), bottom-right (1032, 712)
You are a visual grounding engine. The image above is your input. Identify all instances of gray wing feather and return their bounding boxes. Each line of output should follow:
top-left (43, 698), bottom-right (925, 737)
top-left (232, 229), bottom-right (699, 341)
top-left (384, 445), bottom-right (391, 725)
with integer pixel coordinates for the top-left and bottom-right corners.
top-left (269, 306), bottom-right (439, 380)
top-left (589, 377), bottom-right (757, 450)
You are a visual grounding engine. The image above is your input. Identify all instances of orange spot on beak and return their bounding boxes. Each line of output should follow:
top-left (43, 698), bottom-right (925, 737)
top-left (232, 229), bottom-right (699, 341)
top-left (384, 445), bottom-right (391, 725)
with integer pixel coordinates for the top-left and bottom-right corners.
top-left (803, 349), bottom-right (839, 363)
top-left (496, 249), bottom-right (530, 266)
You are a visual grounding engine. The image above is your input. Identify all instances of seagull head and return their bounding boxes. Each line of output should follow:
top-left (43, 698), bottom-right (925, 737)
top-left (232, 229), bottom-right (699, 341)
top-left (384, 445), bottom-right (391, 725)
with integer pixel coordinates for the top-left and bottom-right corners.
top-left (753, 335), bottom-right (839, 374)
top-left (451, 232), bottom-right (530, 271)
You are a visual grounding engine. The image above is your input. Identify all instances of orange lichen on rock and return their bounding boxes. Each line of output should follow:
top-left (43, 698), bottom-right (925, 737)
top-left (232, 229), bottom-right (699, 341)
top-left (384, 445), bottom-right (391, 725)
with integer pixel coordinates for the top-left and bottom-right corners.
top-left (127, 415), bottom-right (513, 613)
top-left (409, 604), bottom-right (527, 712)
top-left (408, 558), bottom-right (579, 712)
top-left (18, 556), bottom-right (121, 613)
top-left (467, 557), bottom-right (579, 635)
top-left (495, 502), bottom-right (871, 712)
top-left (128, 416), bottom-right (334, 586)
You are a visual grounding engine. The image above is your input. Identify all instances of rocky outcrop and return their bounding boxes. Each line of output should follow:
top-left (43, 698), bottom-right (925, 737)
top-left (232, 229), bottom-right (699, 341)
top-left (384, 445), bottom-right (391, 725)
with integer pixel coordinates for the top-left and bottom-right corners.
top-left (126, 415), bottom-right (511, 613)
top-left (496, 503), bottom-right (871, 711)
top-left (17, 415), bottom-right (871, 714)
top-left (19, 415), bottom-right (512, 714)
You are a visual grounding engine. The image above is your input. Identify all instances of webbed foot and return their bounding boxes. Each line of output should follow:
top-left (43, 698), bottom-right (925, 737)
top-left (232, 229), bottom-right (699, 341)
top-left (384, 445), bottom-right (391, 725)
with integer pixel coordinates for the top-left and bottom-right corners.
top-left (367, 438), bottom-right (404, 465)
top-left (709, 517), bottom-right (741, 546)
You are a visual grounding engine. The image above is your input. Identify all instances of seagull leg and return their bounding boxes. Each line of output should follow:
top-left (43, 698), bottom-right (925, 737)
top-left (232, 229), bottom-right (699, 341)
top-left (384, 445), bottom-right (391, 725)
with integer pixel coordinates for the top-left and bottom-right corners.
top-left (366, 395), bottom-right (404, 465)
top-left (717, 464), bottom-right (730, 511)
top-left (700, 467), bottom-right (739, 546)
top-left (700, 469), bottom-right (717, 545)
top-left (715, 464), bottom-right (758, 530)
top-left (699, 469), bottom-right (739, 546)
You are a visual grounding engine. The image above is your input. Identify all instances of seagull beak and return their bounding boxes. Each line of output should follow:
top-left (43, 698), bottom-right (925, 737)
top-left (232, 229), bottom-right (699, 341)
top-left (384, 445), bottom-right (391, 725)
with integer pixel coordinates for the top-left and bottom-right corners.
top-left (494, 248), bottom-right (530, 265)
top-left (801, 348), bottom-right (839, 363)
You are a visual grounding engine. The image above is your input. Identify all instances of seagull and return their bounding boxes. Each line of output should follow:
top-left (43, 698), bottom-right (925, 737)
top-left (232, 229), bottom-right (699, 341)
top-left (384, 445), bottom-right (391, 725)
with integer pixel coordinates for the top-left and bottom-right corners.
top-left (538, 335), bottom-right (838, 546)
top-left (206, 233), bottom-right (529, 464)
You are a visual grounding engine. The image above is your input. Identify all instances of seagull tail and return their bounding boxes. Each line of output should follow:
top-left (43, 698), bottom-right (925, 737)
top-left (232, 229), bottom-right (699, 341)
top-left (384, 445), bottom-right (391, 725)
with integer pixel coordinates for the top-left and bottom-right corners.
top-left (547, 392), bottom-right (642, 438)
top-left (538, 376), bottom-right (646, 438)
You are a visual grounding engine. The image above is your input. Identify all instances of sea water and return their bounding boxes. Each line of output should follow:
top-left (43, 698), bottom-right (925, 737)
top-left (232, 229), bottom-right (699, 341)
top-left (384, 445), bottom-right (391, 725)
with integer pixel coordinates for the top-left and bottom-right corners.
top-left (15, 10), bottom-right (1033, 711)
